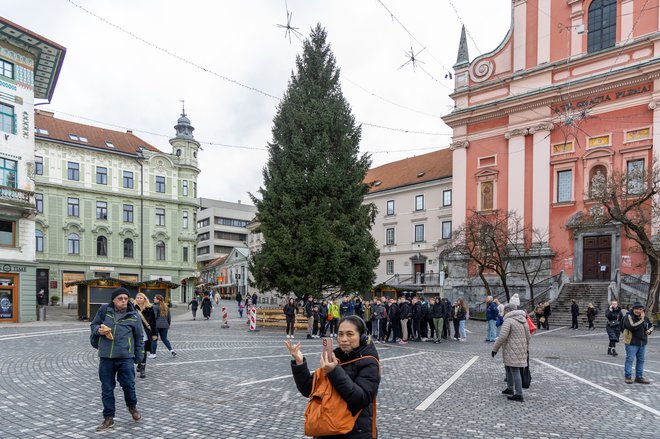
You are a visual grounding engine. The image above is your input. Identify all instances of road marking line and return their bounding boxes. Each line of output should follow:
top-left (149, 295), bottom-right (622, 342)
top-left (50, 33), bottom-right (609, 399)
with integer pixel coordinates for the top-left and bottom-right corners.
top-left (533, 327), bottom-right (566, 335)
top-left (415, 356), bottom-right (479, 411)
top-left (381, 352), bottom-right (428, 362)
top-left (0, 328), bottom-right (88, 341)
top-left (591, 359), bottom-right (660, 375)
top-left (153, 351), bottom-right (322, 367)
top-left (534, 359), bottom-right (660, 417)
top-left (570, 333), bottom-right (608, 338)
top-left (237, 375), bottom-right (291, 386)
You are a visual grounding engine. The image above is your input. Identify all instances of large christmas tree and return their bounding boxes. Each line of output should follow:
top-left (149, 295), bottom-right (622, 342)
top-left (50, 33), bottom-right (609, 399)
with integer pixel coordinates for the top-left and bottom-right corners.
top-left (250, 24), bottom-right (379, 300)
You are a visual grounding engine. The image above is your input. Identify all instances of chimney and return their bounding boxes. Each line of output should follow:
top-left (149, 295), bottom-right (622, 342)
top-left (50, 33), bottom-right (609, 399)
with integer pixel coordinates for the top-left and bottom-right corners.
top-left (126, 130), bottom-right (133, 134)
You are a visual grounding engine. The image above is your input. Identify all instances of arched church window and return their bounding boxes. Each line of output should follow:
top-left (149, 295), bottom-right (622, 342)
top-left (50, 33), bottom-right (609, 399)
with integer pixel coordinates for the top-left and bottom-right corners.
top-left (588, 0), bottom-right (617, 53)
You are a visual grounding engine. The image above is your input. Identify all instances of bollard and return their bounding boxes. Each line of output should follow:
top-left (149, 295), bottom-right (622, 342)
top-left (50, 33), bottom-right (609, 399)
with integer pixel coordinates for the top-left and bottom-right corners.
top-left (249, 307), bottom-right (257, 332)
top-left (221, 306), bottom-right (229, 328)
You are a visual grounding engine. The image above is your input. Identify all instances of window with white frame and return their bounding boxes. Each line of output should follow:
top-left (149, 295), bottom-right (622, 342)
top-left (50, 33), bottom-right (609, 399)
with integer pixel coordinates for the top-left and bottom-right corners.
top-left (67, 198), bottom-right (79, 217)
top-left (35, 156), bottom-right (43, 175)
top-left (0, 59), bottom-right (13, 79)
top-left (442, 221), bottom-right (452, 240)
top-left (414, 224), bottom-right (425, 242)
top-left (183, 211), bottom-right (189, 229)
top-left (97, 236), bottom-right (108, 257)
top-left (443, 190), bottom-right (452, 207)
top-left (0, 103), bottom-right (15, 135)
top-left (123, 204), bottom-right (133, 223)
top-left (124, 238), bottom-right (134, 258)
top-left (67, 162), bottom-right (79, 181)
top-left (35, 229), bottom-right (44, 252)
top-left (557, 170), bottom-right (573, 203)
top-left (415, 195), bottom-right (424, 211)
top-left (155, 241), bottom-right (166, 261)
top-left (0, 158), bottom-right (17, 188)
top-left (96, 201), bottom-right (108, 220)
top-left (386, 200), bottom-right (394, 216)
top-left (155, 176), bottom-right (165, 193)
top-left (35, 193), bottom-right (43, 213)
top-left (96, 167), bottom-right (107, 185)
top-left (155, 208), bottom-right (166, 226)
top-left (182, 180), bottom-right (189, 196)
top-left (386, 260), bottom-right (394, 275)
top-left (68, 233), bottom-right (80, 255)
top-left (123, 171), bottom-right (134, 189)
top-left (385, 228), bottom-right (395, 245)
top-left (0, 220), bottom-right (16, 246)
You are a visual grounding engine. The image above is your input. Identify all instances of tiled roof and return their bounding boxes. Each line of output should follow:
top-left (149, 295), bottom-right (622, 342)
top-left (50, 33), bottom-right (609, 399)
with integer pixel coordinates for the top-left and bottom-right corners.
top-left (364, 148), bottom-right (452, 193)
top-left (205, 255), bottom-right (228, 268)
top-left (34, 110), bottom-right (161, 155)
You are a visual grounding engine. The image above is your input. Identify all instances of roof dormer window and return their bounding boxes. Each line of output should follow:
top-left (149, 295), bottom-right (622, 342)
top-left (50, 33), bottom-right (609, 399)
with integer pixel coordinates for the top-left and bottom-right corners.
top-left (35, 127), bottom-right (49, 135)
top-left (68, 134), bottom-right (88, 142)
top-left (105, 141), bottom-right (114, 148)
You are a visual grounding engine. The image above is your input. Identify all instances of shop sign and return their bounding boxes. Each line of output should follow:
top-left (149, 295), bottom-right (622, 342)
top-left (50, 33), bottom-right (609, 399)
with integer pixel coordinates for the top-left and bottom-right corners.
top-left (90, 266), bottom-right (114, 272)
top-left (1, 264), bottom-right (26, 273)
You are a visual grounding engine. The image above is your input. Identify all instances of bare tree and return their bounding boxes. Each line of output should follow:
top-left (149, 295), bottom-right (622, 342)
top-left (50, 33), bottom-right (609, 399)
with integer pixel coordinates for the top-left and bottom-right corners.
top-left (580, 160), bottom-right (660, 314)
top-left (450, 209), bottom-right (513, 301)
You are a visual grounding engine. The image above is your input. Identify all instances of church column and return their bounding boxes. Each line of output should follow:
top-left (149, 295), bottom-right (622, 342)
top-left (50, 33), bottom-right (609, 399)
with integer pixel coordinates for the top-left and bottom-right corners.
top-left (513, 0), bottom-right (527, 71)
top-left (650, 99), bottom-right (660, 238)
top-left (450, 140), bottom-right (469, 228)
top-left (529, 123), bottom-right (553, 240)
top-left (505, 129), bottom-right (528, 233)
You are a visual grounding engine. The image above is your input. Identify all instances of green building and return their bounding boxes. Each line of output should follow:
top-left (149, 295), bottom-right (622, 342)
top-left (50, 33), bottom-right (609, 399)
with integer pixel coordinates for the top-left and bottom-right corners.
top-left (33, 108), bottom-right (200, 305)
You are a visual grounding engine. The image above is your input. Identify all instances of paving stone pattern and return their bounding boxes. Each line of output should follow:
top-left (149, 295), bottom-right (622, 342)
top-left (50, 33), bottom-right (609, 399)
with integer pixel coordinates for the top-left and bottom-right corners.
top-left (0, 301), bottom-right (657, 438)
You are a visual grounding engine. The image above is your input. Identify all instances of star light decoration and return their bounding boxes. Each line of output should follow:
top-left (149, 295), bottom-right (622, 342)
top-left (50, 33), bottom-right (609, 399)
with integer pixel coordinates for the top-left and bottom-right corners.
top-left (276, 0), bottom-right (302, 44)
top-left (399, 46), bottom-right (426, 71)
top-left (549, 96), bottom-right (595, 150)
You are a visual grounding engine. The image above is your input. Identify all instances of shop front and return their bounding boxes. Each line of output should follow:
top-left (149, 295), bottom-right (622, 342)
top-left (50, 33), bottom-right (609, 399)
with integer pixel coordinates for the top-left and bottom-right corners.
top-left (0, 262), bottom-right (37, 323)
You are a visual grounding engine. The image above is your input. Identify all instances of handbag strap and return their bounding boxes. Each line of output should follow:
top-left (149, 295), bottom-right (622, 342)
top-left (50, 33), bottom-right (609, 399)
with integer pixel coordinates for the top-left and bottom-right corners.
top-left (339, 355), bottom-right (380, 438)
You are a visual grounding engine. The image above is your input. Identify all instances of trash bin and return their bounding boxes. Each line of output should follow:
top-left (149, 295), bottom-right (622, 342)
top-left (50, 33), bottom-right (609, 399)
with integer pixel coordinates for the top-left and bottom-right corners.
top-left (37, 306), bottom-right (46, 321)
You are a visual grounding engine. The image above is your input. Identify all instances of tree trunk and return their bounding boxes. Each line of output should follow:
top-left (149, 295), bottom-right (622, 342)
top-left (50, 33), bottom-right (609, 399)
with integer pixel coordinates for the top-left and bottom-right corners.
top-left (648, 257), bottom-right (660, 317)
top-left (478, 266), bottom-right (491, 295)
top-left (529, 284), bottom-right (535, 308)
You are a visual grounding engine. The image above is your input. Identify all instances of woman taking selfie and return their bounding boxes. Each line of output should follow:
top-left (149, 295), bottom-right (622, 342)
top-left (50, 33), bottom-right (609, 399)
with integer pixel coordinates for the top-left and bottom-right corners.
top-left (286, 315), bottom-right (380, 438)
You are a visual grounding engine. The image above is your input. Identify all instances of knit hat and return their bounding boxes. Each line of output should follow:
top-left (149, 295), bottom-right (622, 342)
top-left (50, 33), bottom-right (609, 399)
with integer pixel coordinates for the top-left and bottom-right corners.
top-left (111, 287), bottom-right (130, 302)
top-left (509, 293), bottom-right (520, 307)
top-left (631, 302), bottom-right (645, 309)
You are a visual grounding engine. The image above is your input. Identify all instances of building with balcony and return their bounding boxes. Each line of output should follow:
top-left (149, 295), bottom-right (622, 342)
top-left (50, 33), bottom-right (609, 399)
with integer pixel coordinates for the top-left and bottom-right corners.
top-left (363, 149), bottom-right (452, 295)
top-left (33, 109), bottom-right (200, 305)
top-left (0, 17), bottom-right (65, 323)
top-left (195, 198), bottom-right (257, 264)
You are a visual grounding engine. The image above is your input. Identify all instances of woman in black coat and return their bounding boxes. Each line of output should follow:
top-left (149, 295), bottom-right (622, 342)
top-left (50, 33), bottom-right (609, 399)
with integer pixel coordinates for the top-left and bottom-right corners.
top-left (283, 298), bottom-right (298, 338)
top-left (286, 316), bottom-right (380, 439)
top-left (318, 299), bottom-right (329, 337)
top-left (134, 292), bottom-right (157, 379)
top-left (200, 296), bottom-right (213, 320)
top-left (605, 300), bottom-right (623, 356)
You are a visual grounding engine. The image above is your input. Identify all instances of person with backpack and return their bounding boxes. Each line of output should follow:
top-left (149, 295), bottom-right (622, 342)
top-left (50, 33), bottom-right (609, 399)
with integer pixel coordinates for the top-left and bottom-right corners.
top-left (90, 288), bottom-right (144, 431)
top-left (286, 315), bottom-right (381, 438)
top-left (492, 304), bottom-right (531, 402)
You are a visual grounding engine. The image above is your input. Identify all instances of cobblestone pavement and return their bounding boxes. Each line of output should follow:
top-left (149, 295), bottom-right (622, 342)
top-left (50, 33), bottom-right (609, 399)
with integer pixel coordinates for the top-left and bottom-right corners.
top-left (0, 301), bottom-right (657, 438)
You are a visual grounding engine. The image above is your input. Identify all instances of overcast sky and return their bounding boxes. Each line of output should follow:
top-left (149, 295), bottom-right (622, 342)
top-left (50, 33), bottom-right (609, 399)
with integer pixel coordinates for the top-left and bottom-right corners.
top-left (4, 0), bottom-right (510, 202)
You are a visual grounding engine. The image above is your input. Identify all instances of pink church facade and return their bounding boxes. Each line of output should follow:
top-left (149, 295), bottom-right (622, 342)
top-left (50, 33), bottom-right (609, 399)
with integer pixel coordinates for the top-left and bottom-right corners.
top-left (443, 0), bottom-right (660, 282)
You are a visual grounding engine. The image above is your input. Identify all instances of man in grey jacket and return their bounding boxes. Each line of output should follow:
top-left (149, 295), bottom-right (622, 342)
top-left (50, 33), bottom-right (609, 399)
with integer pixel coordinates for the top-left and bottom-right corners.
top-left (90, 287), bottom-right (144, 431)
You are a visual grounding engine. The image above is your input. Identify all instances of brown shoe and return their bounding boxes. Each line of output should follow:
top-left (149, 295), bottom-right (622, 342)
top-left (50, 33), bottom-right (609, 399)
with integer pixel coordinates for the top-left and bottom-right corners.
top-left (128, 406), bottom-right (142, 421)
top-left (624, 377), bottom-right (634, 384)
top-left (96, 417), bottom-right (114, 431)
top-left (635, 377), bottom-right (650, 384)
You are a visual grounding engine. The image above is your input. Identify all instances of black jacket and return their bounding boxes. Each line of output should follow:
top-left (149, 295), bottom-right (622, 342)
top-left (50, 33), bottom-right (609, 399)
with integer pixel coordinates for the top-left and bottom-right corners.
top-left (304, 301), bottom-right (314, 318)
top-left (442, 300), bottom-right (451, 319)
top-left (411, 302), bottom-right (423, 320)
top-left (605, 306), bottom-right (623, 341)
top-left (430, 302), bottom-right (445, 319)
top-left (291, 342), bottom-right (380, 439)
top-left (399, 302), bottom-right (411, 320)
top-left (586, 308), bottom-right (596, 320)
top-left (622, 312), bottom-right (653, 346)
top-left (283, 303), bottom-right (297, 317)
top-left (136, 305), bottom-right (157, 337)
top-left (318, 304), bottom-right (328, 320)
top-left (200, 297), bottom-right (213, 315)
top-left (387, 303), bottom-right (400, 321)
top-left (571, 303), bottom-right (579, 317)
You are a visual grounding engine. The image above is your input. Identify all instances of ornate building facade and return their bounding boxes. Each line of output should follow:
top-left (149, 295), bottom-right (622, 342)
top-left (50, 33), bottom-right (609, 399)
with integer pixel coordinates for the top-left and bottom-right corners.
top-left (33, 109), bottom-right (200, 305)
top-left (443, 0), bottom-right (660, 299)
top-left (0, 17), bottom-right (65, 322)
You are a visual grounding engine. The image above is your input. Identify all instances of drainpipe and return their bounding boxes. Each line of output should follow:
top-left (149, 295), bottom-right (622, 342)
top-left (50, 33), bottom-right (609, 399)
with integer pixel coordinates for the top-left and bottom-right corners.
top-left (135, 157), bottom-right (144, 281)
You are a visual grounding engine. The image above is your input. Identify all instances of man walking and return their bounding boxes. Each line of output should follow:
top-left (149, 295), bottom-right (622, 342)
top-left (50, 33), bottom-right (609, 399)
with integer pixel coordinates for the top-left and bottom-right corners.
top-left (304, 295), bottom-right (315, 339)
top-left (571, 300), bottom-right (580, 329)
top-left (90, 287), bottom-right (144, 431)
top-left (622, 302), bottom-right (654, 384)
top-left (485, 295), bottom-right (498, 342)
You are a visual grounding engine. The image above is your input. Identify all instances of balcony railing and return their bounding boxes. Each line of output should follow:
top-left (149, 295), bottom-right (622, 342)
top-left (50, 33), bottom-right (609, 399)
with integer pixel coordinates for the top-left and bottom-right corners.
top-left (0, 185), bottom-right (33, 206)
top-left (387, 272), bottom-right (443, 286)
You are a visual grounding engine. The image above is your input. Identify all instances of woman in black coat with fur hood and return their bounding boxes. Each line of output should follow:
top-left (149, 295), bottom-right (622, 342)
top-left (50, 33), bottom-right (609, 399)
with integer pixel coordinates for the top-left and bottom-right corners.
top-left (286, 315), bottom-right (380, 438)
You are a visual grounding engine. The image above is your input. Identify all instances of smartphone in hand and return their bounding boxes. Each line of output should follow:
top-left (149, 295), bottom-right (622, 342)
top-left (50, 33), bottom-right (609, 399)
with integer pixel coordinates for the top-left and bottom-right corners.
top-left (322, 337), bottom-right (333, 359)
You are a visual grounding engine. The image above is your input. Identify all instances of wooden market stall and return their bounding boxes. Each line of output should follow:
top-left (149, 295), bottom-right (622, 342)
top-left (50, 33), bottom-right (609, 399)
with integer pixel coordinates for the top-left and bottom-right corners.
top-left (66, 277), bottom-right (138, 321)
top-left (135, 280), bottom-right (176, 304)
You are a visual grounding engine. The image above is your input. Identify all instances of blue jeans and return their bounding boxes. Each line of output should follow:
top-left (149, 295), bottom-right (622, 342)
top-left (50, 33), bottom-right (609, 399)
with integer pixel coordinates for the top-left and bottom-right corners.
top-left (486, 319), bottom-right (497, 341)
top-left (459, 320), bottom-right (467, 339)
top-left (152, 327), bottom-right (173, 353)
top-left (624, 344), bottom-right (646, 378)
top-left (98, 357), bottom-right (137, 418)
